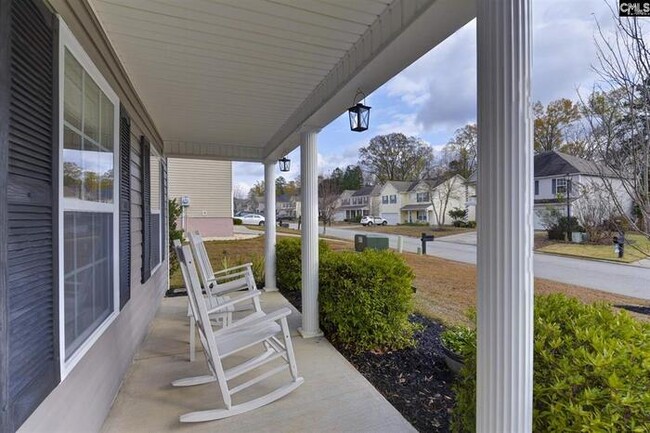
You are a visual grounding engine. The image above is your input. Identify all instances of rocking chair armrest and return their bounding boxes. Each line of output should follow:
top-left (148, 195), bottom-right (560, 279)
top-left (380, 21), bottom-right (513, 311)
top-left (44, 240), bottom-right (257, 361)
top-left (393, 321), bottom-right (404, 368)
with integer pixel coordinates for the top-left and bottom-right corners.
top-left (230, 307), bottom-right (292, 330)
top-left (212, 263), bottom-right (252, 276)
top-left (207, 290), bottom-right (261, 314)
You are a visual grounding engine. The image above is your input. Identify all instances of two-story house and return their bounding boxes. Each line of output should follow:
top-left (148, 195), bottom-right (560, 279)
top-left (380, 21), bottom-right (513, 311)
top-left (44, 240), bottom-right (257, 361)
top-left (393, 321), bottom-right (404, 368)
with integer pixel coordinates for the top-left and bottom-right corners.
top-left (334, 186), bottom-right (380, 221)
top-left (532, 150), bottom-right (632, 229)
top-left (467, 151), bottom-right (633, 230)
top-left (376, 181), bottom-right (412, 224)
top-left (399, 175), bottom-right (470, 225)
top-left (277, 194), bottom-right (301, 219)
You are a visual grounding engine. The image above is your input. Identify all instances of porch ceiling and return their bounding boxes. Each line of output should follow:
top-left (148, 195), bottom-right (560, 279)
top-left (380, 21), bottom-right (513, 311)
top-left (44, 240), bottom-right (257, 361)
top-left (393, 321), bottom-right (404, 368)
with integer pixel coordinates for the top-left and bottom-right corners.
top-left (88, 0), bottom-right (475, 162)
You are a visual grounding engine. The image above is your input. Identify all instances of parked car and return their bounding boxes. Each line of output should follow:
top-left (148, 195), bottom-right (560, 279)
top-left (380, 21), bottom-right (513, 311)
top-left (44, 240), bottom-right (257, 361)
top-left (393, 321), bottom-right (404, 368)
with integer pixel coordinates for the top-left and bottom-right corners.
top-left (240, 214), bottom-right (265, 226)
top-left (360, 216), bottom-right (388, 226)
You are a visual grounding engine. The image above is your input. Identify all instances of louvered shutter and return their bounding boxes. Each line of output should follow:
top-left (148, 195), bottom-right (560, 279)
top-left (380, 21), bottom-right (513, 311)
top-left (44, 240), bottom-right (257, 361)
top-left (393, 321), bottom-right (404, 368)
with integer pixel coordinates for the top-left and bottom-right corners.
top-left (0, 1), bottom-right (58, 431)
top-left (141, 136), bottom-right (151, 283)
top-left (551, 179), bottom-right (557, 195)
top-left (161, 159), bottom-right (167, 261)
top-left (119, 107), bottom-right (131, 308)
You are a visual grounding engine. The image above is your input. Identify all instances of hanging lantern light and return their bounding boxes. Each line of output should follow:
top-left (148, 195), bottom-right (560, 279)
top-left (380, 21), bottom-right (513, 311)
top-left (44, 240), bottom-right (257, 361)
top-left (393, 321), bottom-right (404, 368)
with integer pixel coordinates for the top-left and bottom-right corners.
top-left (278, 156), bottom-right (291, 172)
top-left (348, 89), bottom-right (371, 132)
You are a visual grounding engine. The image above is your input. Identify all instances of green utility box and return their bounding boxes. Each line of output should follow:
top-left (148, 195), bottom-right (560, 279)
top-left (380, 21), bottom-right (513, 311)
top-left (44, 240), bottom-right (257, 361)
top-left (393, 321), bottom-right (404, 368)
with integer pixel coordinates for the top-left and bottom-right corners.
top-left (354, 234), bottom-right (389, 252)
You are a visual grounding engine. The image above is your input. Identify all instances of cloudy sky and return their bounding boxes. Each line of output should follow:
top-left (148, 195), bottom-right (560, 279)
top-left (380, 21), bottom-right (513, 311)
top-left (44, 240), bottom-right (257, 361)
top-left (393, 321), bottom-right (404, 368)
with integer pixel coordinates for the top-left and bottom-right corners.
top-left (233, 0), bottom-right (619, 196)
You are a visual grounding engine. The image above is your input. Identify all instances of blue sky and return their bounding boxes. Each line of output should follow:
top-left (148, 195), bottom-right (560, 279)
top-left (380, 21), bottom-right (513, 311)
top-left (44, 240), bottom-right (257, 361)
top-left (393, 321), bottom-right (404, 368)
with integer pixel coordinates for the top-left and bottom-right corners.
top-left (233, 0), bottom-right (619, 196)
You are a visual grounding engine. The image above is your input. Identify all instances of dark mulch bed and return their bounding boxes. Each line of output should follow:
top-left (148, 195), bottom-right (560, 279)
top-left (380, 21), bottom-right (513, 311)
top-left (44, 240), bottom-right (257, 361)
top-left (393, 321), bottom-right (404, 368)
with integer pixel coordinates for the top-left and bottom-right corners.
top-left (281, 288), bottom-right (456, 433)
top-left (615, 304), bottom-right (650, 316)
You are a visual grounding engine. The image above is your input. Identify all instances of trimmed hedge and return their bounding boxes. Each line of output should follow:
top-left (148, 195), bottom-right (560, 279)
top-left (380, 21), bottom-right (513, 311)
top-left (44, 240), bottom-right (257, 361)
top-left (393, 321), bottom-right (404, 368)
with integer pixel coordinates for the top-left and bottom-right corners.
top-left (319, 249), bottom-right (417, 352)
top-left (276, 237), bottom-right (330, 291)
top-left (452, 294), bottom-right (650, 432)
top-left (233, 218), bottom-right (243, 225)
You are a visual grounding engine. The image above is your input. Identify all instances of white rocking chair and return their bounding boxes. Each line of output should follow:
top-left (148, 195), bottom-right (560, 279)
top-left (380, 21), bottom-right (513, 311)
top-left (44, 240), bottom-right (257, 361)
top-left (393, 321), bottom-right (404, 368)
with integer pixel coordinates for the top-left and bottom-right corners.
top-left (173, 243), bottom-right (303, 422)
top-left (184, 233), bottom-right (265, 360)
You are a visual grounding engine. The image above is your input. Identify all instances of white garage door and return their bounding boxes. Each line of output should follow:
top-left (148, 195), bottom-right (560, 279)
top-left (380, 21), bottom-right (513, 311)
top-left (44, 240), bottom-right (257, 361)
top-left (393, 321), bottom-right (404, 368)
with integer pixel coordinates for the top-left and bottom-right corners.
top-left (381, 213), bottom-right (399, 225)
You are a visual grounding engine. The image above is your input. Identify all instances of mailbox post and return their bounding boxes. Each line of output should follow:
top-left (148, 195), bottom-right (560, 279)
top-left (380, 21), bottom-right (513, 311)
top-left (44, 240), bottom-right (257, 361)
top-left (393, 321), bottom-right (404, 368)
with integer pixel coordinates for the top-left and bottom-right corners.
top-left (420, 232), bottom-right (435, 254)
top-left (613, 232), bottom-right (625, 259)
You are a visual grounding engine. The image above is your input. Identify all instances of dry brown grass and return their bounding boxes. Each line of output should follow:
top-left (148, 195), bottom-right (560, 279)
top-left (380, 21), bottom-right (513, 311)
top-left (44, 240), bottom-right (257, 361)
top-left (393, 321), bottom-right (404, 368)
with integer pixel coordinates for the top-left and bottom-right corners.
top-left (171, 236), bottom-right (650, 326)
top-left (402, 251), bottom-right (650, 326)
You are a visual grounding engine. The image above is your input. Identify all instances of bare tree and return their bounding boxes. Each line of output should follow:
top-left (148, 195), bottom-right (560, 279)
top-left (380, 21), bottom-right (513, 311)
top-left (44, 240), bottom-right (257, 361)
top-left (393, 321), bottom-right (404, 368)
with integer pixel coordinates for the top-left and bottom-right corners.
top-left (445, 123), bottom-right (478, 178)
top-left (573, 181), bottom-right (619, 243)
top-left (582, 11), bottom-right (650, 237)
top-left (427, 176), bottom-right (462, 227)
top-left (359, 133), bottom-right (434, 182)
top-left (318, 176), bottom-right (340, 235)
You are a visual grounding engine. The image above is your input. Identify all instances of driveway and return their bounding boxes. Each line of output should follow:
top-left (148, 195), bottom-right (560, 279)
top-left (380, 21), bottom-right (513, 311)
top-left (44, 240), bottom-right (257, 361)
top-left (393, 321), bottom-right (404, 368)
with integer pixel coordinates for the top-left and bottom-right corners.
top-left (318, 225), bottom-right (650, 301)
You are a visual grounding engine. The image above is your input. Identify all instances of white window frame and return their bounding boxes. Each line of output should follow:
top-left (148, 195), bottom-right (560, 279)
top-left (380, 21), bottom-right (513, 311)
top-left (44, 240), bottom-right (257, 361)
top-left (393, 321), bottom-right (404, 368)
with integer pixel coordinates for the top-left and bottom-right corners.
top-left (150, 146), bottom-right (163, 274)
top-left (58, 20), bottom-right (120, 379)
top-left (389, 194), bottom-right (397, 204)
top-left (416, 192), bottom-right (429, 203)
top-left (555, 178), bottom-right (568, 195)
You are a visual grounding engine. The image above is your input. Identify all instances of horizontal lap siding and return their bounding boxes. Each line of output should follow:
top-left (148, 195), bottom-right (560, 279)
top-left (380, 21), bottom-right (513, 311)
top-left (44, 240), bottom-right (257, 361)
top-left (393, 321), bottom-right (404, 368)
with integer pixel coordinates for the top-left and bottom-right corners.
top-left (168, 158), bottom-right (232, 218)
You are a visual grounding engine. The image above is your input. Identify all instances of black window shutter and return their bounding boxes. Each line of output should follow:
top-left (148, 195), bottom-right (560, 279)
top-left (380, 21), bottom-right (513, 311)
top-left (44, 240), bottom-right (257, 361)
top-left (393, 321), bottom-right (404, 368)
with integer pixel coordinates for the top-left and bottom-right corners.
top-left (141, 136), bottom-right (151, 283)
top-left (552, 179), bottom-right (557, 195)
top-left (119, 107), bottom-right (131, 308)
top-left (161, 159), bottom-right (167, 261)
top-left (1, 1), bottom-right (59, 431)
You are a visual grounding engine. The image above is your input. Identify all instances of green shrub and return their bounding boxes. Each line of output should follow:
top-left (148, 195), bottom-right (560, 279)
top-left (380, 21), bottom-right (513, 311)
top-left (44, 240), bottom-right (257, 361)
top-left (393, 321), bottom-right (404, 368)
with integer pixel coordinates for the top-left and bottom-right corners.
top-left (441, 326), bottom-right (476, 358)
top-left (466, 221), bottom-right (477, 229)
top-left (276, 238), bottom-right (330, 291)
top-left (319, 249), bottom-right (417, 352)
top-left (233, 218), bottom-right (243, 225)
top-left (452, 294), bottom-right (650, 432)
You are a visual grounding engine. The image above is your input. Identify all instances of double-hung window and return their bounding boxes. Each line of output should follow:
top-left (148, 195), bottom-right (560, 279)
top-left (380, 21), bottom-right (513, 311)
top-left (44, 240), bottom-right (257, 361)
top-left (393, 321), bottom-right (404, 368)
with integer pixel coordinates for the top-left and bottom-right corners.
top-left (382, 195), bottom-right (388, 204)
top-left (59, 23), bottom-right (120, 376)
top-left (389, 195), bottom-right (397, 204)
top-left (150, 147), bottom-right (162, 270)
top-left (416, 192), bottom-right (429, 203)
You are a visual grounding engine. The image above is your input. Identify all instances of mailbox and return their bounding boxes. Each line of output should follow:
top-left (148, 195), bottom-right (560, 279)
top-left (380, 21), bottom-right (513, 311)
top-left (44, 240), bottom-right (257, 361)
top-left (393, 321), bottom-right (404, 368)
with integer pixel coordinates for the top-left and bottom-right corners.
top-left (420, 232), bottom-right (435, 254)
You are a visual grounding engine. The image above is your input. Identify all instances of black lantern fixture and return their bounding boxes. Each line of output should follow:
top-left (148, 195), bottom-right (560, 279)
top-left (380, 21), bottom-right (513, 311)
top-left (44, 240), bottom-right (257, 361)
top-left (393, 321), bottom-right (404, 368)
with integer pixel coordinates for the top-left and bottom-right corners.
top-left (278, 156), bottom-right (291, 172)
top-left (348, 89), bottom-right (371, 132)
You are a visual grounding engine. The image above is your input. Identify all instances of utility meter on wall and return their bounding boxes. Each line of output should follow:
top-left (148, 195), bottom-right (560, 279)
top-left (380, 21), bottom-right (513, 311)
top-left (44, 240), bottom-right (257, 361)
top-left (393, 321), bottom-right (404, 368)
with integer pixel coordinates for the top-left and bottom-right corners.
top-left (181, 195), bottom-right (190, 207)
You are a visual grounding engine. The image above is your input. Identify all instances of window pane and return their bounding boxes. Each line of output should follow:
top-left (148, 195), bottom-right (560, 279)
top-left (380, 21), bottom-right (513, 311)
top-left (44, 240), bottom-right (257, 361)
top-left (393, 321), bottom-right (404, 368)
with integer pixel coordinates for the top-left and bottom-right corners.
top-left (84, 76), bottom-right (100, 142)
top-left (150, 152), bottom-right (160, 212)
top-left (64, 212), bottom-right (114, 359)
top-left (63, 127), bottom-right (83, 199)
top-left (100, 94), bottom-right (114, 150)
top-left (151, 214), bottom-right (161, 266)
top-left (64, 50), bottom-right (82, 129)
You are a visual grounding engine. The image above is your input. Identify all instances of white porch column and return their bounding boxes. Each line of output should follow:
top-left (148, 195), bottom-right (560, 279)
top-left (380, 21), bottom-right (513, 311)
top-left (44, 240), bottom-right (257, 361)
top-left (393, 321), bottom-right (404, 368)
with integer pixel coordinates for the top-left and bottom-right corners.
top-left (476, 0), bottom-right (533, 432)
top-left (263, 162), bottom-right (278, 292)
top-left (299, 129), bottom-right (323, 338)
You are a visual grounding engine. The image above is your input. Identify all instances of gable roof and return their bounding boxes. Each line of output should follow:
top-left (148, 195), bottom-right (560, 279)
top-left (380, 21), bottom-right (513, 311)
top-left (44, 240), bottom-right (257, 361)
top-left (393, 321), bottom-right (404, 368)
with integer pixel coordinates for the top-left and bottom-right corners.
top-left (352, 186), bottom-right (374, 197)
top-left (388, 181), bottom-right (413, 192)
top-left (534, 151), bottom-right (615, 177)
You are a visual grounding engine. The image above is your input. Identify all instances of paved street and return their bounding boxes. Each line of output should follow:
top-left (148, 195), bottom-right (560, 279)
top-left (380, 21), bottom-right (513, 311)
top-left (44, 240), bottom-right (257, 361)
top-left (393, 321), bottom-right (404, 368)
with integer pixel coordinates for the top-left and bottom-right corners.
top-left (313, 225), bottom-right (650, 301)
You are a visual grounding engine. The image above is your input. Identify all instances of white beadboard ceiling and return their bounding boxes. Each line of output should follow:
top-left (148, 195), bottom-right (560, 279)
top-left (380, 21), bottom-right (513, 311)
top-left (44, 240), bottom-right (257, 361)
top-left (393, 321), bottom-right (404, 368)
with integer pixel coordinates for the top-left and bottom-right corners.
top-left (89, 0), bottom-right (475, 162)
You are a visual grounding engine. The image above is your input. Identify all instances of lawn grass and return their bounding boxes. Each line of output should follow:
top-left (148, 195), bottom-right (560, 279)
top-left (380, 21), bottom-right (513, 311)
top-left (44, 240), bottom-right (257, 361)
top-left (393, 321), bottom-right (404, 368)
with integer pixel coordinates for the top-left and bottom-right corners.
top-left (537, 233), bottom-right (650, 264)
top-left (172, 235), bottom-right (650, 325)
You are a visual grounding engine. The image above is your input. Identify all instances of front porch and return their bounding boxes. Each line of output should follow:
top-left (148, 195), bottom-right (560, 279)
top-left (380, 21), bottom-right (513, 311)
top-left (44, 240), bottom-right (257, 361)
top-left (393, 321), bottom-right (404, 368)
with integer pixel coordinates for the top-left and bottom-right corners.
top-left (101, 293), bottom-right (416, 433)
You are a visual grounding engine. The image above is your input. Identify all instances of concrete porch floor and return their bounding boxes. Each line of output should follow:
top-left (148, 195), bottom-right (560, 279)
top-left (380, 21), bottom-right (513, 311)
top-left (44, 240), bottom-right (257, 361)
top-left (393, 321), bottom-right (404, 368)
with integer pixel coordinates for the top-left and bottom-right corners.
top-left (101, 292), bottom-right (416, 433)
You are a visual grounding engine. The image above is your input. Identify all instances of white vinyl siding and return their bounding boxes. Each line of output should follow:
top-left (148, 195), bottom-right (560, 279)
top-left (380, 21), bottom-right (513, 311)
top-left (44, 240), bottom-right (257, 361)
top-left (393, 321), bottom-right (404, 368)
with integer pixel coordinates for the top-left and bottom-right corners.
top-left (168, 158), bottom-right (232, 218)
